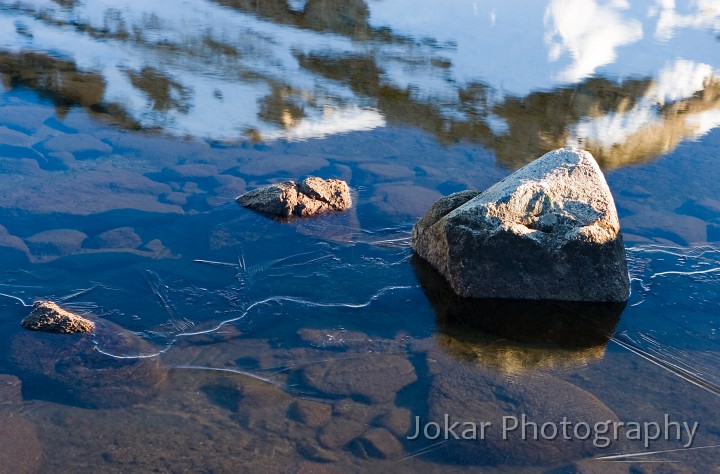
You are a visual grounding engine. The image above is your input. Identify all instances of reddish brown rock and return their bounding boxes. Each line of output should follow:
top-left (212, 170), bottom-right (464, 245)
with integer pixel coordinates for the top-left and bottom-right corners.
top-left (12, 316), bottom-right (166, 408)
top-left (352, 428), bottom-right (403, 460)
top-left (289, 399), bottom-right (333, 428)
top-left (21, 301), bottom-right (95, 334)
top-left (317, 418), bottom-right (367, 450)
top-left (302, 354), bottom-right (416, 404)
top-left (237, 177), bottom-right (351, 218)
top-left (296, 439), bottom-right (338, 463)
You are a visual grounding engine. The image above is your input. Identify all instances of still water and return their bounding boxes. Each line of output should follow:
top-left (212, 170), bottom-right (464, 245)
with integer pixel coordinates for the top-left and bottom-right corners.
top-left (0, 0), bottom-right (719, 472)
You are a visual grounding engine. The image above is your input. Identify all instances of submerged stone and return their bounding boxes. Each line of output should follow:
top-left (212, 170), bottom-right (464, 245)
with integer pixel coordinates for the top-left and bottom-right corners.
top-left (412, 147), bottom-right (630, 302)
top-left (289, 399), bottom-right (333, 428)
top-left (296, 439), bottom-right (338, 463)
top-left (301, 353), bottom-right (416, 404)
top-left (21, 300), bottom-right (95, 334)
top-left (236, 177), bottom-right (351, 218)
top-left (352, 428), bottom-right (403, 460)
top-left (0, 375), bottom-right (43, 474)
top-left (425, 355), bottom-right (620, 465)
top-left (12, 317), bottom-right (167, 408)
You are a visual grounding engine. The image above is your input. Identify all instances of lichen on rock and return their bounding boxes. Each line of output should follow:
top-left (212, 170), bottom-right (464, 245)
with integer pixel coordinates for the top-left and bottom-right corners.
top-left (21, 300), bottom-right (95, 334)
top-left (236, 177), bottom-right (351, 218)
top-left (412, 147), bottom-right (630, 302)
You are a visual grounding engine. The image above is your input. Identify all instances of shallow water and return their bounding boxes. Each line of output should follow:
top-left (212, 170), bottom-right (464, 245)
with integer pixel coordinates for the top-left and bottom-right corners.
top-left (0, 1), bottom-right (720, 472)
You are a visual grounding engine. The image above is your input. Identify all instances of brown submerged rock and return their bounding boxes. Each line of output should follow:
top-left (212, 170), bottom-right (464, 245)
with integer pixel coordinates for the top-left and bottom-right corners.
top-left (0, 375), bottom-right (43, 474)
top-left (236, 177), bottom-right (351, 218)
top-left (425, 357), bottom-right (620, 466)
top-left (289, 399), bottom-right (333, 428)
top-left (12, 317), bottom-right (166, 408)
top-left (301, 353), bottom-right (416, 404)
top-left (21, 300), bottom-right (95, 334)
top-left (352, 428), bottom-right (404, 460)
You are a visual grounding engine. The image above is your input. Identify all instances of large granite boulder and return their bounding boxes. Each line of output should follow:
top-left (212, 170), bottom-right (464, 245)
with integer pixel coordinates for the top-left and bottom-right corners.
top-left (237, 177), bottom-right (351, 218)
top-left (412, 148), bottom-right (630, 302)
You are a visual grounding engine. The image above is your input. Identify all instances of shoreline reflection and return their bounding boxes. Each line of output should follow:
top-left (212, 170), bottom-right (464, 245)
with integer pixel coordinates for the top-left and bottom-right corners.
top-left (0, 1), bottom-right (717, 168)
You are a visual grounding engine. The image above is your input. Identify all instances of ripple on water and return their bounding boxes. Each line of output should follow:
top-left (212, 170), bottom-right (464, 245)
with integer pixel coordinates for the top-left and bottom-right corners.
top-left (617, 244), bottom-right (720, 396)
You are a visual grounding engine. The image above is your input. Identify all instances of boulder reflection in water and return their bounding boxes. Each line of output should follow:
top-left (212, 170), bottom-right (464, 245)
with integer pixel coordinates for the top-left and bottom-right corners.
top-left (412, 255), bottom-right (625, 372)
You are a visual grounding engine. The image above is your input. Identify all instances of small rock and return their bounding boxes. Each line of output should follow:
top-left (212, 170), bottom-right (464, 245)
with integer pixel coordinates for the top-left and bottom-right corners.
top-left (298, 177), bottom-right (351, 211)
top-left (25, 229), bottom-right (88, 257)
top-left (331, 398), bottom-right (378, 424)
top-left (0, 125), bottom-right (32, 146)
top-left (377, 407), bottom-right (412, 437)
top-left (370, 183), bottom-right (443, 217)
top-left (21, 301), bottom-right (95, 334)
top-left (289, 400), bottom-right (333, 428)
top-left (93, 227), bottom-right (142, 249)
top-left (296, 439), bottom-right (338, 463)
top-left (412, 148), bottom-right (630, 302)
top-left (43, 133), bottom-right (112, 155)
top-left (12, 316), bottom-right (166, 408)
top-left (297, 328), bottom-right (370, 349)
top-left (0, 375), bottom-right (23, 405)
top-left (676, 197), bottom-right (720, 220)
top-left (302, 353), bottom-right (417, 404)
top-left (233, 377), bottom-right (294, 435)
top-left (622, 211), bottom-right (707, 245)
top-left (318, 418), bottom-right (367, 450)
top-left (352, 428), bottom-right (403, 460)
top-left (236, 177), bottom-right (351, 218)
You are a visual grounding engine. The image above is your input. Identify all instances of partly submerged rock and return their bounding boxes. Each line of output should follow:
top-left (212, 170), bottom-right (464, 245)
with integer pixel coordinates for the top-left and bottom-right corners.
top-left (412, 148), bottom-right (630, 302)
top-left (21, 300), bottom-right (95, 334)
top-left (237, 177), bottom-right (351, 218)
top-left (12, 317), bottom-right (166, 408)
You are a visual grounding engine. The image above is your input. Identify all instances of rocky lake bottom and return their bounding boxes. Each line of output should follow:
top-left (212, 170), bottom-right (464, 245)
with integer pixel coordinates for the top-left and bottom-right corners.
top-left (0, 83), bottom-right (720, 473)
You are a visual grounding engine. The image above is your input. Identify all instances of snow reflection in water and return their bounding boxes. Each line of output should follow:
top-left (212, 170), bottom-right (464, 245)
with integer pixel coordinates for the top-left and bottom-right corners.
top-left (0, 0), bottom-right (719, 167)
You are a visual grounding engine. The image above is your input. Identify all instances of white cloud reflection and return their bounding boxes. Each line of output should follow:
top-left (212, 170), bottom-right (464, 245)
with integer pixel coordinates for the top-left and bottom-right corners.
top-left (653, 0), bottom-right (720, 41)
top-left (569, 59), bottom-right (720, 150)
top-left (0, 0), bottom-right (719, 149)
top-left (544, 0), bottom-right (643, 83)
